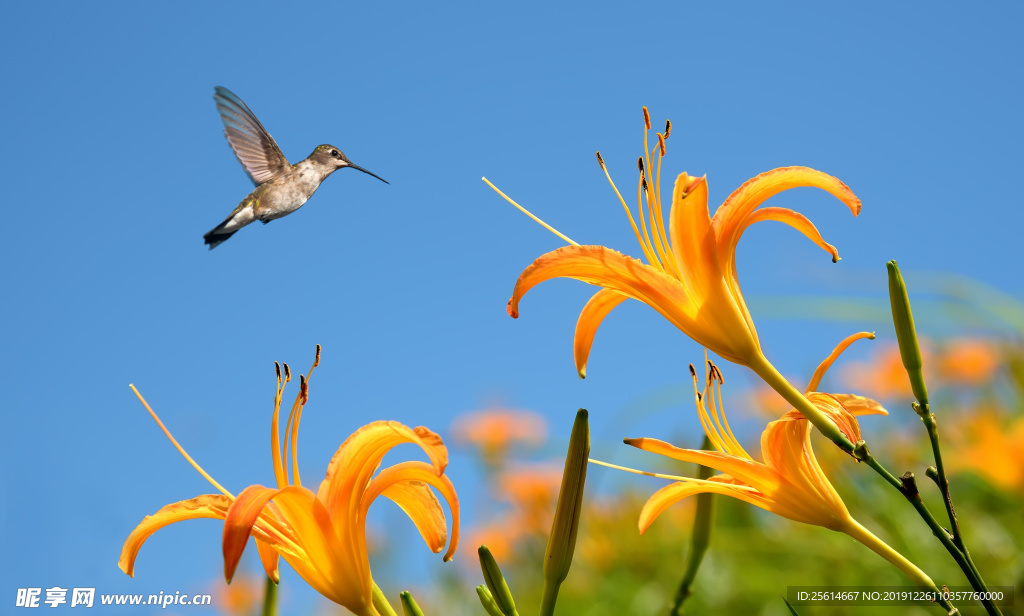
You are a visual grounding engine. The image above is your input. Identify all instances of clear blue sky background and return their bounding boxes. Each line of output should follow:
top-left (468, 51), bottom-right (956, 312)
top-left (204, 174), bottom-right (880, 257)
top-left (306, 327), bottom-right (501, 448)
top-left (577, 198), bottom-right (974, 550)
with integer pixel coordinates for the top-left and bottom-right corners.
top-left (2, 2), bottom-right (1021, 614)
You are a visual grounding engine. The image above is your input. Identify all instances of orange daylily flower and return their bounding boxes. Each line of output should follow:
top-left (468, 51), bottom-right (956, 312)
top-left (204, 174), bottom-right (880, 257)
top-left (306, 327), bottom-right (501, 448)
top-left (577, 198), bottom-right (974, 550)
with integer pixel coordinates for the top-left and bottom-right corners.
top-left (948, 410), bottom-right (1024, 493)
top-left (119, 349), bottom-right (460, 616)
top-left (451, 407), bottom-right (546, 465)
top-left (495, 108), bottom-right (860, 378)
top-left (938, 338), bottom-right (1000, 387)
top-left (488, 108), bottom-right (864, 448)
top-left (599, 335), bottom-right (936, 587)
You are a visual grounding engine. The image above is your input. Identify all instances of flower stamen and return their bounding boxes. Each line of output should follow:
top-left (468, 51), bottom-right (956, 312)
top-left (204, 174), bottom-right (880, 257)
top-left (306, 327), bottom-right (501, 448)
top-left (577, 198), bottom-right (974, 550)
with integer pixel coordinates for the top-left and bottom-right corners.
top-left (481, 177), bottom-right (579, 246)
top-left (128, 385), bottom-right (234, 499)
top-left (588, 458), bottom-right (759, 492)
top-left (595, 154), bottom-right (657, 264)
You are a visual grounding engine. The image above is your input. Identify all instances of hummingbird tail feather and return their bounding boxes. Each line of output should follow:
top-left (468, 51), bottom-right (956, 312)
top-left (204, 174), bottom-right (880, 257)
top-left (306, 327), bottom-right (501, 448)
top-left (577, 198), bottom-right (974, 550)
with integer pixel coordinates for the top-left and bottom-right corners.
top-left (203, 223), bottom-right (237, 250)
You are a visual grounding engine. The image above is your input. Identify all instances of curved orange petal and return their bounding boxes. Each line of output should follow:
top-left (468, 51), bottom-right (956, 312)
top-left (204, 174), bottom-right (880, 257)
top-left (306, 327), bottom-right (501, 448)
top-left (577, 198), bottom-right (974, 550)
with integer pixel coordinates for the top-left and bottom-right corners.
top-left (270, 486), bottom-right (367, 610)
top-left (760, 412), bottom-right (838, 506)
top-left (362, 461), bottom-right (461, 562)
top-left (624, 437), bottom-right (782, 497)
top-left (223, 485), bottom-right (280, 583)
top-left (573, 288), bottom-right (628, 378)
top-left (759, 394), bottom-right (859, 523)
top-left (806, 331), bottom-right (877, 393)
top-left (317, 421), bottom-right (448, 525)
top-left (743, 206), bottom-right (840, 262)
top-left (666, 173), bottom-right (721, 289)
top-left (638, 478), bottom-right (772, 534)
top-left (119, 494), bottom-right (232, 577)
top-left (254, 538), bottom-right (281, 584)
top-left (712, 166), bottom-right (861, 250)
top-left (830, 393), bottom-right (889, 416)
top-left (507, 245), bottom-right (756, 364)
top-left (712, 167), bottom-right (860, 330)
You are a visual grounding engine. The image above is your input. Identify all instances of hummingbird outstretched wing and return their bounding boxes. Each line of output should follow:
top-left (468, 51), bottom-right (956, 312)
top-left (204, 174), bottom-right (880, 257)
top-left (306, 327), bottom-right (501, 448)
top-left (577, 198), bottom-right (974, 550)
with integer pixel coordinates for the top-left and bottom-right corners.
top-left (214, 86), bottom-right (291, 185)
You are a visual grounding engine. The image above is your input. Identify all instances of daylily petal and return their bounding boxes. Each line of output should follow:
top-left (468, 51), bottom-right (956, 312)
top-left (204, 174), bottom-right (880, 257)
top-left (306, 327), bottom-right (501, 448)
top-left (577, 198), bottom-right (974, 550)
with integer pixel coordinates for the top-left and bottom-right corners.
top-left (254, 538), bottom-right (280, 584)
top-left (742, 206), bottom-right (840, 262)
top-left (363, 461), bottom-right (461, 562)
top-left (760, 411), bottom-right (847, 520)
top-left (831, 393), bottom-right (889, 416)
top-left (638, 478), bottom-right (771, 534)
top-left (223, 485), bottom-right (280, 583)
top-left (712, 166), bottom-right (861, 253)
top-left (573, 288), bottom-right (628, 378)
top-left (666, 173), bottom-right (721, 291)
top-left (271, 485), bottom-right (368, 610)
top-left (119, 494), bottom-right (232, 577)
top-left (624, 437), bottom-right (782, 497)
top-left (318, 421), bottom-right (448, 525)
top-left (508, 245), bottom-right (757, 365)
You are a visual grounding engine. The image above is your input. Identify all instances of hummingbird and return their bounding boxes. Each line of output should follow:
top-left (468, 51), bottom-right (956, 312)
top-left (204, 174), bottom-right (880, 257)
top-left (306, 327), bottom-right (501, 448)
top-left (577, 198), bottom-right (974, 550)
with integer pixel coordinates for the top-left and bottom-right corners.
top-left (203, 86), bottom-right (388, 249)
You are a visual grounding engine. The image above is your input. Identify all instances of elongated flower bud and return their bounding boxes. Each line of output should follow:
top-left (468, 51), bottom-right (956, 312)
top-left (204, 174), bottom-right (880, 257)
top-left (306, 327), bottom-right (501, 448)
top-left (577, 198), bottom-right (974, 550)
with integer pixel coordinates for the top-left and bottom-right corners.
top-left (478, 546), bottom-right (518, 616)
top-left (540, 409), bottom-right (589, 615)
top-left (476, 586), bottom-right (505, 616)
top-left (886, 260), bottom-right (929, 406)
top-left (399, 591), bottom-right (424, 616)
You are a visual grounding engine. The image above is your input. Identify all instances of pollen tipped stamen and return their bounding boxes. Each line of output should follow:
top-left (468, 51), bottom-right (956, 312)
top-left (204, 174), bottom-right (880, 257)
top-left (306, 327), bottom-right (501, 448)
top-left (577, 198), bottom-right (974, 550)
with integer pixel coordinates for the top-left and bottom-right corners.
top-left (692, 366), bottom-right (726, 453)
top-left (642, 106), bottom-right (651, 130)
top-left (271, 368), bottom-right (289, 489)
top-left (598, 159), bottom-right (658, 265)
top-left (482, 177), bottom-right (580, 246)
top-left (664, 119), bottom-right (671, 139)
top-left (706, 359), bottom-right (749, 458)
top-left (634, 171), bottom-right (663, 271)
top-left (285, 375), bottom-right (308, 488)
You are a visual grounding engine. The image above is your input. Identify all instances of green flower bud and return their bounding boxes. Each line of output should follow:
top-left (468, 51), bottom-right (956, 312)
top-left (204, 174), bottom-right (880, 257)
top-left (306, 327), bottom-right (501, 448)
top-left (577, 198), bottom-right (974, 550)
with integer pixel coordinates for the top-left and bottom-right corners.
top-left (887, 260), bottom-right (929, 406)
top-left (478, 546), bottom-right (518, 616)
top-left (476, 586), bottom-right (506, 616)
top-left (399, 591), bottom-right (424, 616)
top-left (540, 409), bottom-right (590, 615)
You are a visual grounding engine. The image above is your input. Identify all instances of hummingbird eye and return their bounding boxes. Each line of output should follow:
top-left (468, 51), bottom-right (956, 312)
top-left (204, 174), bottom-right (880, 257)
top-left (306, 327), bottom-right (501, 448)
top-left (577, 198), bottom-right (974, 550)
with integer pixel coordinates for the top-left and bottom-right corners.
top-left (330, 149), bottom-right (339, 158)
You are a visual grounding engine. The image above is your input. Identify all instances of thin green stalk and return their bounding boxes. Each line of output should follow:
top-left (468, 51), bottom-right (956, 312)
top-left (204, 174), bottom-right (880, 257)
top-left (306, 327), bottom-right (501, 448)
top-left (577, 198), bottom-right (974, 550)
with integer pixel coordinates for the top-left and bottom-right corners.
top-left (260, 577), bottom-right (277, 616)
top-left (372, 583), bottom-right (399, 616)
top-left (887, 260), bottom-right (1001, 615)
top-left (854, 444), bottom-right (1000, 616)
top-left (539, 582), bottom-right (560, 616)
top-left (669, 435), bottom-right (715, 616)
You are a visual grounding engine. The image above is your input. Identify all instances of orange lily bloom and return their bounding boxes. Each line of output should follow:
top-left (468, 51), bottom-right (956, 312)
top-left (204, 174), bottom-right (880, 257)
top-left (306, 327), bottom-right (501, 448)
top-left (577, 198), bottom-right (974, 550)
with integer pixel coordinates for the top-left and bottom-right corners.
top-left (119, 348), bottom-right (460, 616)
top-left (600, 334), bottom-right (936, 588)
top-left (487, 108), bottom-right (861, 447)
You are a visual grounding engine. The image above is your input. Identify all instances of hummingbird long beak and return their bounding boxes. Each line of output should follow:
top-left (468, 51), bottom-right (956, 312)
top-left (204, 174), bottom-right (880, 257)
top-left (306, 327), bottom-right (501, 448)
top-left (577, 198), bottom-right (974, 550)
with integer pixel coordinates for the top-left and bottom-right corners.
top-left (346, 162), bottom-right (389, 184)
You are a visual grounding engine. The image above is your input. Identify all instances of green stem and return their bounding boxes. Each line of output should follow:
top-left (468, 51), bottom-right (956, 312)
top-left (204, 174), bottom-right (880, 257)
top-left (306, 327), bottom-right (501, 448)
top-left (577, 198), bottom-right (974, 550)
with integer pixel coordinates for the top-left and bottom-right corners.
top-left (260, 576), bottom-right (277, 616)
top-left (919, 405), bottom-right (986, 586)
top-left (372, 583), bottom-right (399, 616)
top-left (753, 353), bottom-right (1000, 614)
top-left (669, 435), bottom-right (715, 616)
top-left (748, 354), bottom-right (854, 452)
top-left (839, 518), bottom-right (956, 614)
top-left (854, 444), bottom-right (1001, 616)
top-left (539, 581), bottom-right (560, 616)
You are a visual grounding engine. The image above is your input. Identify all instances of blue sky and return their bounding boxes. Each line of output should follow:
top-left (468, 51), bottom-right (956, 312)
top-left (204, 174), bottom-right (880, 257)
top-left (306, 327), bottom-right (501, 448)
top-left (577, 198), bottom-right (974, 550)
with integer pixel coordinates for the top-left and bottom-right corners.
top-left (2, 2), bottom-right (1021, 614)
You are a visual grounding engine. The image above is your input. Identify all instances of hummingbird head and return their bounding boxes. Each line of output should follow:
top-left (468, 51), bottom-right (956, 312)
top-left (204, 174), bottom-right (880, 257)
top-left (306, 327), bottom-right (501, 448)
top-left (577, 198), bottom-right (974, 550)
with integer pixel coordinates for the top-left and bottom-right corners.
top-left (313, 145), bottom-right (389, 184)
